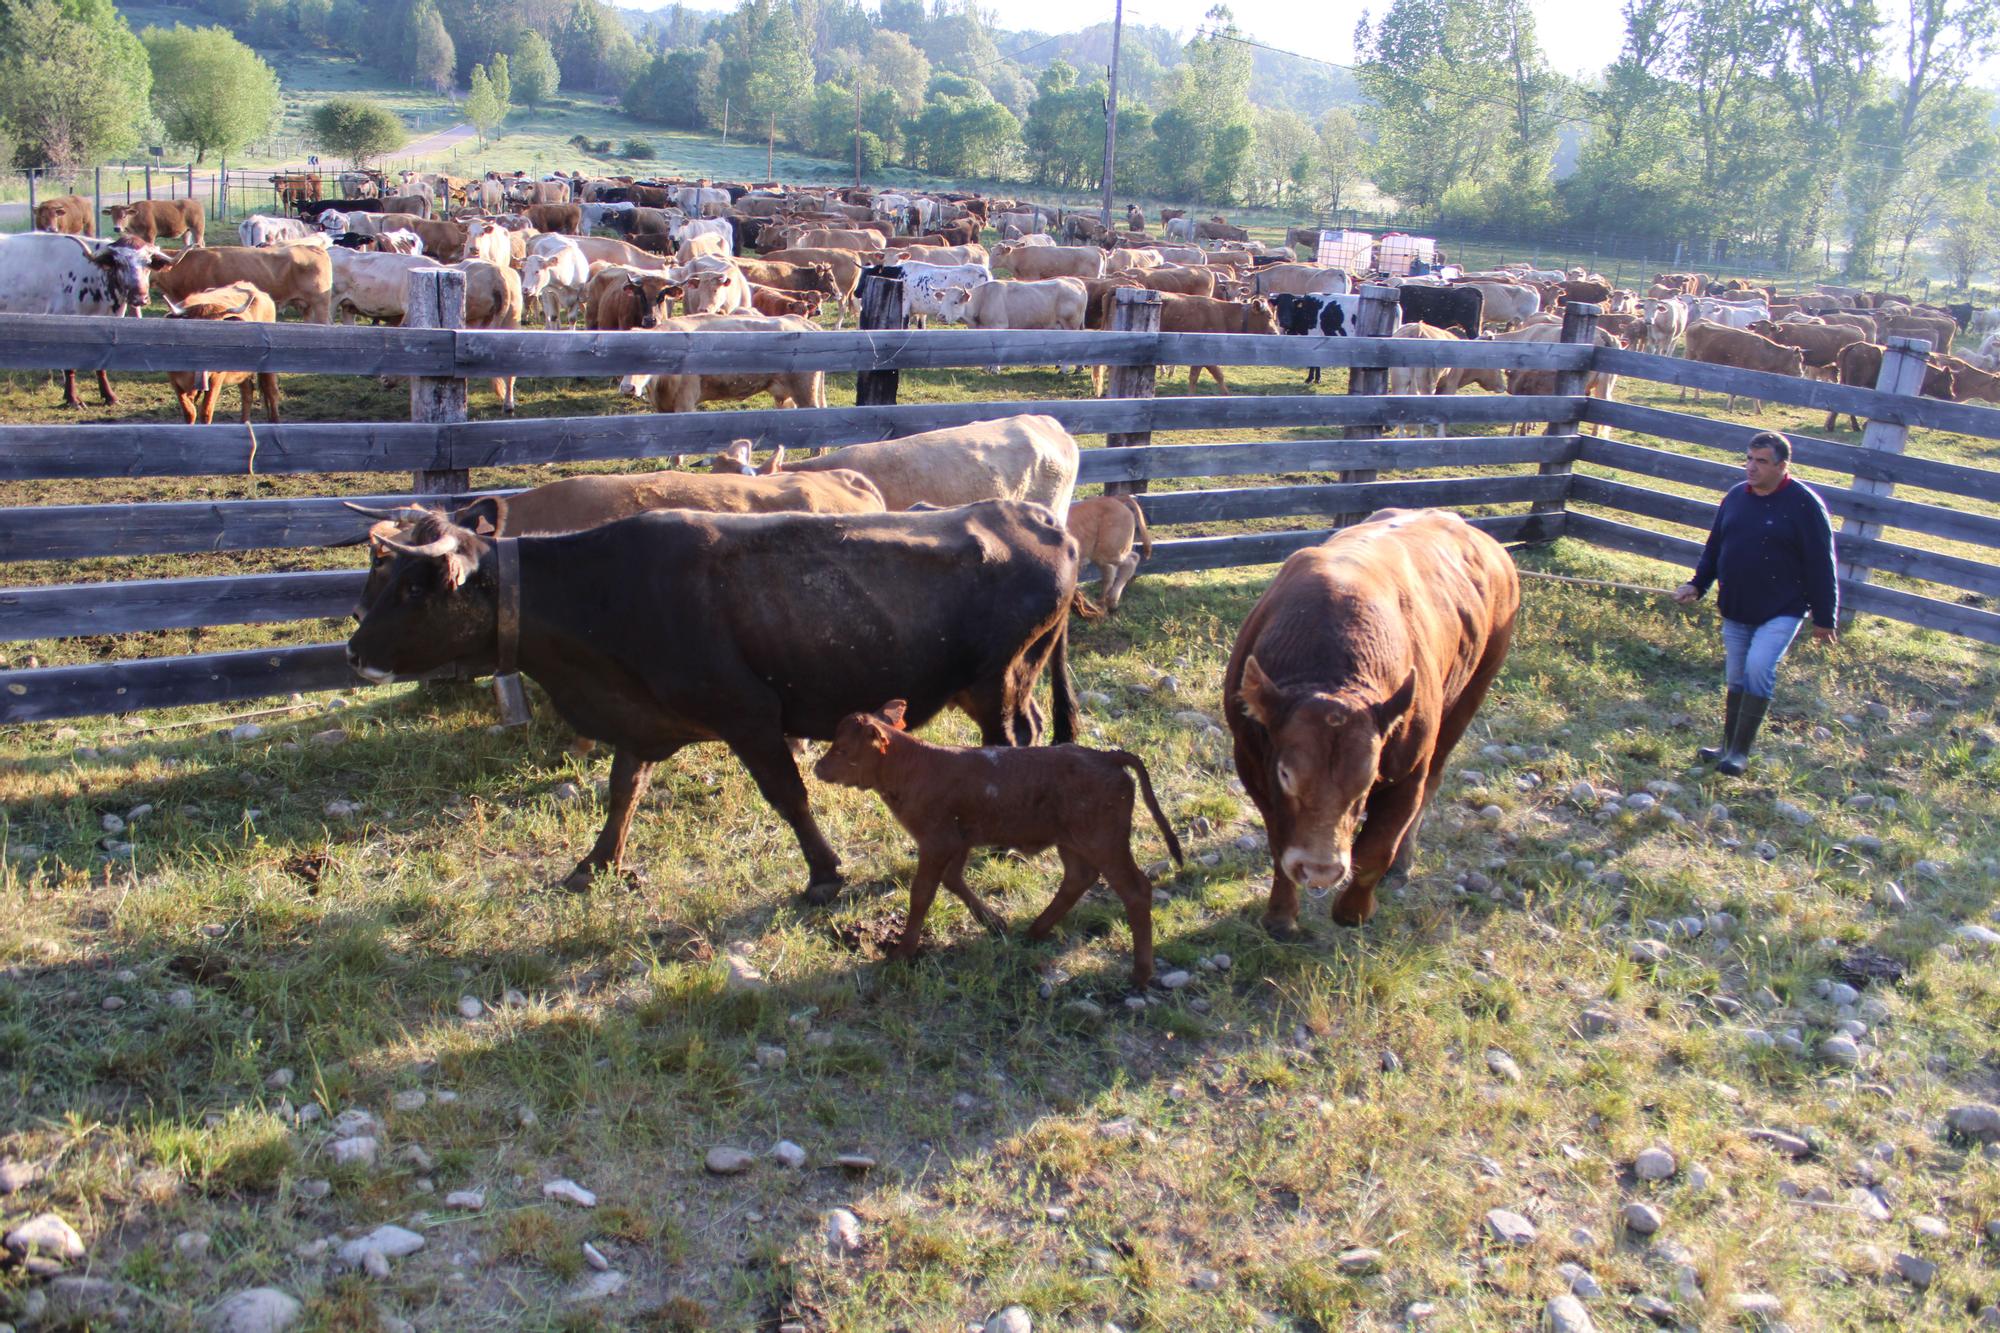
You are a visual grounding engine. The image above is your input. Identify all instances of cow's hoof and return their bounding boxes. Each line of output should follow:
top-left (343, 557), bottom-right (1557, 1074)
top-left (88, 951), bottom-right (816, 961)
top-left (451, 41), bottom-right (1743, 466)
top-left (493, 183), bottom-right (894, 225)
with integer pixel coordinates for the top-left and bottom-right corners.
top-left (1329, 894), bottom-right (1376, 928)
top-left (801, 877), bottom-right (844, 907)
top-left (559, 864), bottom-right (635, 894)
top-left (1261, 914), bottom-right (1304, 941)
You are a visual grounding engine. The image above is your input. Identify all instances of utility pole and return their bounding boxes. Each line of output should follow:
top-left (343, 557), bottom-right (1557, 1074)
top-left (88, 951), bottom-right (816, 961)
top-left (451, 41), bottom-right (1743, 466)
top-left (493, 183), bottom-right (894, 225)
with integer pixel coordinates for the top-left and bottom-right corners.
top-left (854, 81), bottom-right (863, 188)
top-left (1099, 0), bottom-right (1122, 230)
top-left (768, 110), bottom-right (775, 180)
top-left (722, 97), bottom-right (730, 143)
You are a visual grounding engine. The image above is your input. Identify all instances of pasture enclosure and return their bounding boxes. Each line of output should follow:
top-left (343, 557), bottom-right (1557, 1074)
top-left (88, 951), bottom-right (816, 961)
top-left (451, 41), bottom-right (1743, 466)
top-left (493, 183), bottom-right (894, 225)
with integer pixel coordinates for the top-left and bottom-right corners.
top-left (3, 285), bottom-right (1998, 726)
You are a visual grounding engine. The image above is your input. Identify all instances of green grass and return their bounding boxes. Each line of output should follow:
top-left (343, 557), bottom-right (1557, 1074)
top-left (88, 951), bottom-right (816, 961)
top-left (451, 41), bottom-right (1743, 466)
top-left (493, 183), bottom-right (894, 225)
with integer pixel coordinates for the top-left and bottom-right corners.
top-left (6, 312), bottom-right (2000, 1328)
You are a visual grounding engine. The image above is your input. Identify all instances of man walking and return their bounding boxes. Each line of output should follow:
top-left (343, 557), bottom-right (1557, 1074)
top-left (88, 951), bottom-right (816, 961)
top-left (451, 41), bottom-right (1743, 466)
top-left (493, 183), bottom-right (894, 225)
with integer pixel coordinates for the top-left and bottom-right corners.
top-left (1673, 431), bottom-right (1839, 776)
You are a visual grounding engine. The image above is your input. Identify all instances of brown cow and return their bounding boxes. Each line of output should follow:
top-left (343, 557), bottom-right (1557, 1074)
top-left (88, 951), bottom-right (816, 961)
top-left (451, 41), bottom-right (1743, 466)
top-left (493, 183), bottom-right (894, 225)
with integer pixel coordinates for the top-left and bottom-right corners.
top-left (155, 243), bottom-right (334, 324)
top-left (105, 199), bottom-right (204, 247)
top-left (737, 258), bottom-right (839, 300)
top-left (1560, 279), bottom-right (1612, 306)
top-left (1066, 493), bottom-right (1150, 611)
top-left (1938, 355), bottom-right (2000, 406)
top-left (1682, 320), bottom-right (1805, 412)
top-left (1224, 508), bottom-right (1518, 937)
top-left (758, 247), bottom-right (864, 322)
top-left (1090, 293), bottom-right (1280, 394)
top-left (33, 195), bottom-right (92, 236)
top-left (747, 283), bottom-right (820, 317)
top-left (1823, 341), bottom-right (1958, 430)
top-left (813, 700), bottom-right (1181, 985)
top-left (585, 268), bottom-right (681, 331)
top-left (1749, 318), bottom-right (1864, 379)
top-left (1195, 218), bottom-right (1247, 242)
top-left (524, 203), bottom-right (582, 234)
top-left (637, 313), bottom-right (826, 414)
top-left (163, 282), bottom-right (280, 425)
top-left (1883, 313), bottom-right (1957, 354)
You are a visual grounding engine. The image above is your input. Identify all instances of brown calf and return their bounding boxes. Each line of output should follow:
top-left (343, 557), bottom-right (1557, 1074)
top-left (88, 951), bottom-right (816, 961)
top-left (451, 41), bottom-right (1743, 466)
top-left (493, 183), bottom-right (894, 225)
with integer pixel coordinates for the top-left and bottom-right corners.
top-left (164, 283), bottom-right (281, 425)
top-left (813, 700), bottom-right (1182, 985)
top-left (1066, 494), bottom-right (1150, 611)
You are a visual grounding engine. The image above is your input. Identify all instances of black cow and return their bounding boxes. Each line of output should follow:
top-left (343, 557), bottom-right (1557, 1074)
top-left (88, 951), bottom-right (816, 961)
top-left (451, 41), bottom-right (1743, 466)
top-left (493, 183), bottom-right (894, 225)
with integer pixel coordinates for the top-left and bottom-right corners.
top-left (295, 198), bottom-right (385, 222)
top-left (346, 502), bottom-right (1082, 901)
top-left (1945, 302), bottom-right (1977, 332)
top-left (1396, 284), bottom-right (1483, 340)
top-left (1273, 293), bottom-right (1353, 386)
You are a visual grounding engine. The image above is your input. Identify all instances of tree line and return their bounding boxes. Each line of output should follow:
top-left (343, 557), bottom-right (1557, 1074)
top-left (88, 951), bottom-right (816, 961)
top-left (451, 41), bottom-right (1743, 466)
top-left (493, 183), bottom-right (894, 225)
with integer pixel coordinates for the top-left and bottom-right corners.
top-left (2, 0), bottom-right (1995, 282)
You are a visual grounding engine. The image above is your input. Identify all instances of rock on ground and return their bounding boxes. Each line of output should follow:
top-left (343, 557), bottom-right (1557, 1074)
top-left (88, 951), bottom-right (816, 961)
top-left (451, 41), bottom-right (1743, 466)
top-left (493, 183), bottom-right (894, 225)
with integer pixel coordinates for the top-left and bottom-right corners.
top-left (1485, 1208), bottom-right (1537, 1245)
top-left (4, 1212), bottom-right (85, 1263)
top-left (986, 1307), bottom-right (1033, 1333)
top-left (336, 1224), bottom-right (425, 1268)
top-left (1634, 1146), bottom-right (1677, 1180)
top-left (542, 1178), bottom-right (597, 1207)
top-left (825, 1207), bottom-right (863, 1256)
top-left (1545, 1294), bottom-right (1596, 1333)
top-left (203, 1287), bottom-right (303, 1333)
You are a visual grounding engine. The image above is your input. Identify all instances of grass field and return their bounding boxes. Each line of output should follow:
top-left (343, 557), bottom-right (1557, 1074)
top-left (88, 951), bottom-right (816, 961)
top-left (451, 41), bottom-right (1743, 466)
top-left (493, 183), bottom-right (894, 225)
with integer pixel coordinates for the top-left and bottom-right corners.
top-left (6, 301), bottom-right (2000, 1330)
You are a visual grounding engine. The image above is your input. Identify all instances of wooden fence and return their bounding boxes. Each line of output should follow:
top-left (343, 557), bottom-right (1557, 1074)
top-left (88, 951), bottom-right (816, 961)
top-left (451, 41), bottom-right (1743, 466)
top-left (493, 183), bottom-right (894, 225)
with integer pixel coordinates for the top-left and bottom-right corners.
top-left (3, 283), bottom-right (1998, 724)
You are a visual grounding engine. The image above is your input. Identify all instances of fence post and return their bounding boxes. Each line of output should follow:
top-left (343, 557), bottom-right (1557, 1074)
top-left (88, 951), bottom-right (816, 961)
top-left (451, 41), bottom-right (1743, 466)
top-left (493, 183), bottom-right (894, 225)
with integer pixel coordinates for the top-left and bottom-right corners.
top-left (1337, 282), bottom-right (1402, 525)
top-left (1836, 334), bottom-right (1930, 624)
top-left (25, 169), bottom-right (34, 224)
top-left (1536, 300), bottom-right (1601, 521)
top-left (406, 266), bottom-right (469, 493)
top-left (92, 166), bottom-right (100, 238)
top-left (854, 270), bottom-right (905, 408)
top-left (1101, 286), bottom-right (1162, 497)
top-left (145, 163), bottom-right (152, 201)
top-left (187, 162), bottom-right (194, 205)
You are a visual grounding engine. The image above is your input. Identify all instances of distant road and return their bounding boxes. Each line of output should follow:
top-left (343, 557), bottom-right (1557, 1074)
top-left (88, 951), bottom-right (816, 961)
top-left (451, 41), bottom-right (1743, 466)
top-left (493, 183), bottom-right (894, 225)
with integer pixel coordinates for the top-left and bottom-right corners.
top-left (402, 123), bottom-right (476, 161)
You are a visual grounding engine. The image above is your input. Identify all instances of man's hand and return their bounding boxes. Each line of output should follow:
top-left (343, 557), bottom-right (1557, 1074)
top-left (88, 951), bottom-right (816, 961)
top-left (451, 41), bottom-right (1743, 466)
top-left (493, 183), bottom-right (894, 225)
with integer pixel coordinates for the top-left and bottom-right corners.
top-left (1812, 624), bottom-right (1837, 645)
top-left (1672, 582), bottom-right (1700, 605)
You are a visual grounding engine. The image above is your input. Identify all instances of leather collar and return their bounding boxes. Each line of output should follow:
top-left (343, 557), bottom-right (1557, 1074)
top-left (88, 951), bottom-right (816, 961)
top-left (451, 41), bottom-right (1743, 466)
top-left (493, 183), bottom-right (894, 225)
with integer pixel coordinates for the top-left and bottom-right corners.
top-left (495, 537), bottom-right (521, 677)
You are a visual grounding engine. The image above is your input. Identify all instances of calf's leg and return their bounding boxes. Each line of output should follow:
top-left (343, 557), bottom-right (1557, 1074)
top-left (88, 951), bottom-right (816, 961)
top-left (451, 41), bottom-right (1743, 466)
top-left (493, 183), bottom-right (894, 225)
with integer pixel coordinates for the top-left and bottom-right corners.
top-left (891, 845), bottom-right (955, 960)
top-left (1025, 846), bottom-right (1102, 943)
top-left (942, 858), bottom-right (1008, 936)
top-left (562, 747), bottom-right (663, 892)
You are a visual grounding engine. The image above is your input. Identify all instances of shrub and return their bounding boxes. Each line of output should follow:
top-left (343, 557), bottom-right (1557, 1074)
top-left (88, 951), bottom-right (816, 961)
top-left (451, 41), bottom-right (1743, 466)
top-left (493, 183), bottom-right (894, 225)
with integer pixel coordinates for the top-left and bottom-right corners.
top-left (622, 138), bottom-right (654, 160)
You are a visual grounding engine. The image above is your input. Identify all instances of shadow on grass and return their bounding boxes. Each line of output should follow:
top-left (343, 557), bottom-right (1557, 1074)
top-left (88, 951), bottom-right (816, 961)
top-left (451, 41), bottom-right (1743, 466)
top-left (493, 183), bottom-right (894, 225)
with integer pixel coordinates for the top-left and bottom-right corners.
top-left (3, 546), bottom-right (1997, 1328)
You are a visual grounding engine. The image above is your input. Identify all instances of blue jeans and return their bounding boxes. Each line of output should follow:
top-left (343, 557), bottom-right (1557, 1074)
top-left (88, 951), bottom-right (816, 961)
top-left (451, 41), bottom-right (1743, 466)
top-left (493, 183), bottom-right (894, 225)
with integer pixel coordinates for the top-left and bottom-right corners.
top-left (1722, 616), bottom-right (1803, 699)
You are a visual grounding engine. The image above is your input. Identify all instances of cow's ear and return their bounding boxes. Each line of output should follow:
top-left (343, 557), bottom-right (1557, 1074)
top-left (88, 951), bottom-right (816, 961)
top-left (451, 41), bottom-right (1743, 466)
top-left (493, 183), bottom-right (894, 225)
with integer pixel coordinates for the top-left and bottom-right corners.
top-left (1370, 671), bottom-right (1417, 736)
top-left (759, 446), bottom-right (784, 475)
top-left (441, 544), bottom-right (478, 591)
top-left (878, 699), bottom-right (908, 730)
top-left (1237, 655), bottom-right (1285, 729)
top-left (451, 495), bottom-right (505, 537)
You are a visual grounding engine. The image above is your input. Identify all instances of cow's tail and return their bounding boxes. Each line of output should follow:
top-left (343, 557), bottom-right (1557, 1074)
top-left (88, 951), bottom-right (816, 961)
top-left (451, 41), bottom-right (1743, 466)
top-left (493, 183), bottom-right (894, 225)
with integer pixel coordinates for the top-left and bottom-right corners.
top-left (1116, 751), bottom-right (1184, 865)
top-left (1070, 589), bottom-right (1105, 620)
top-left (1048, 614), bottom-right (1078, 745)
top-left (1117, 493), bottom-right (1151, 559)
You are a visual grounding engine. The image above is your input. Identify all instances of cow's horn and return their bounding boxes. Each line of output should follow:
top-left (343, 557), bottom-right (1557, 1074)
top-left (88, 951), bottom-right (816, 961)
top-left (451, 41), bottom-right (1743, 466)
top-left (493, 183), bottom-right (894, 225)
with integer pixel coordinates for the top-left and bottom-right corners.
top-left (161, 294), bottom-right (185, 316)
top-left (341, 500), bottom-right (432, 522)
top-left (378, 531), bottom-right (460, 559)
top-left (225, 291), bottom-right (256, 315)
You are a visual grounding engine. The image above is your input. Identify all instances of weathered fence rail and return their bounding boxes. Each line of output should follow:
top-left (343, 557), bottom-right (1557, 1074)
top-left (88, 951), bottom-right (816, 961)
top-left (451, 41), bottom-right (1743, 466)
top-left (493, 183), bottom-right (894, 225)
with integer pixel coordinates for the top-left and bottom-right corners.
top-left (3, 307), bottom-right (1998, 724)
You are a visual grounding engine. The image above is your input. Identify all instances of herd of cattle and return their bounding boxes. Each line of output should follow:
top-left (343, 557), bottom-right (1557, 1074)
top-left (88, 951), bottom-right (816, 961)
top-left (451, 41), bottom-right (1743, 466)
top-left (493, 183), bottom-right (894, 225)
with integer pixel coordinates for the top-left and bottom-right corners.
top-left (17, 172), bottom-right (1978, 977)
top-left (7, 174), bottom-right (1993, 427)
top-left (342, 398), bottom-right (1514, 975)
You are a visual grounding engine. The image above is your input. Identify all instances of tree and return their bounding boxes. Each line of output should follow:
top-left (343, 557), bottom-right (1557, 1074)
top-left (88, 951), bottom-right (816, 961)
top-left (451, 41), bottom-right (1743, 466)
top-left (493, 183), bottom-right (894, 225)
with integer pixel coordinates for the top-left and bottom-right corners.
top-left (626, 46), bottom-right (716, 128)
top-left (410, 2), bottom-right (454, 93)
top-left (489, 51), bottom-right (511, 109)
top-left (1940, 192), bottom-right (1997, 289)
top-left (903, 74), bottom-right (1018, 175)
top-left (1023, 59), bottom-right (1108, 189)
top-left (141, 24), bottom-right (280, 163)
top-left (0, 0), bottom-right (152, 173)
top-left (465, 62), bottom-right (506, 145)
top-left (719, 0), bottom-right (813, 144)
top-left (1248, 107), bottom-right (1314, 207)
top-left (293, 0), bottom-right (331, 45)
top-left (308, 95), bottom-right (408, 165)
top-left (865, 29), bottom-right (930, 115)
top-left (512, 29), bottom-right (560, 107)
top-left (1313, 106), bottom-right (1366, 212)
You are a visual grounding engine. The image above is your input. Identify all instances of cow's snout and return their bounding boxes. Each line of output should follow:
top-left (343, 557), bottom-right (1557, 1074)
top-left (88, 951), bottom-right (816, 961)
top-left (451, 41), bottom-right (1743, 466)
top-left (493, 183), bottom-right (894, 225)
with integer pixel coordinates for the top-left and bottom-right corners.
top-left (345, 644), bottom-right (392, 685)
top-left (1281, 847), bottom-right (1351, 893)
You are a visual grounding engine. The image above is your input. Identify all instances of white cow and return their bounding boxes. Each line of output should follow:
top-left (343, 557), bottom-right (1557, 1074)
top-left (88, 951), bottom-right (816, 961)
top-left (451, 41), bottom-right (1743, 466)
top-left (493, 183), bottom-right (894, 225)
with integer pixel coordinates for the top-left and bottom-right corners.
top-left (671, 216), bottom-right (733, 255)
top-left (1165, 217), bottom-right (1195, 241)
top-left (890, 260), bottom-right (994, 323)
top-left (676, 186), bottom-right (729, 213)
top-left (239, 215), bottom-right (313, 247)
top-left (785, 414), bottom-right (1081, 519)
top-left (521, 238), bottom-right (591, 329)
top-left (1456, 281), bottom-right (1542, 327)
top-left (1689, 297), bottom-right (1769, 329)
top-left (0, 232), bottom-right (171, 406)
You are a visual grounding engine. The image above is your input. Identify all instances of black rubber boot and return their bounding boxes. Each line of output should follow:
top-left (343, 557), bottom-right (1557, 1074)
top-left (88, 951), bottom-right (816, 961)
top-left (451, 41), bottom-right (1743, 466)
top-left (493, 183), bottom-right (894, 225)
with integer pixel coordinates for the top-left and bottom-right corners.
top-left (1698, 688), bottom-right (1742, 764)
top-left (1715, 693), bottom-right (1770, 777)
